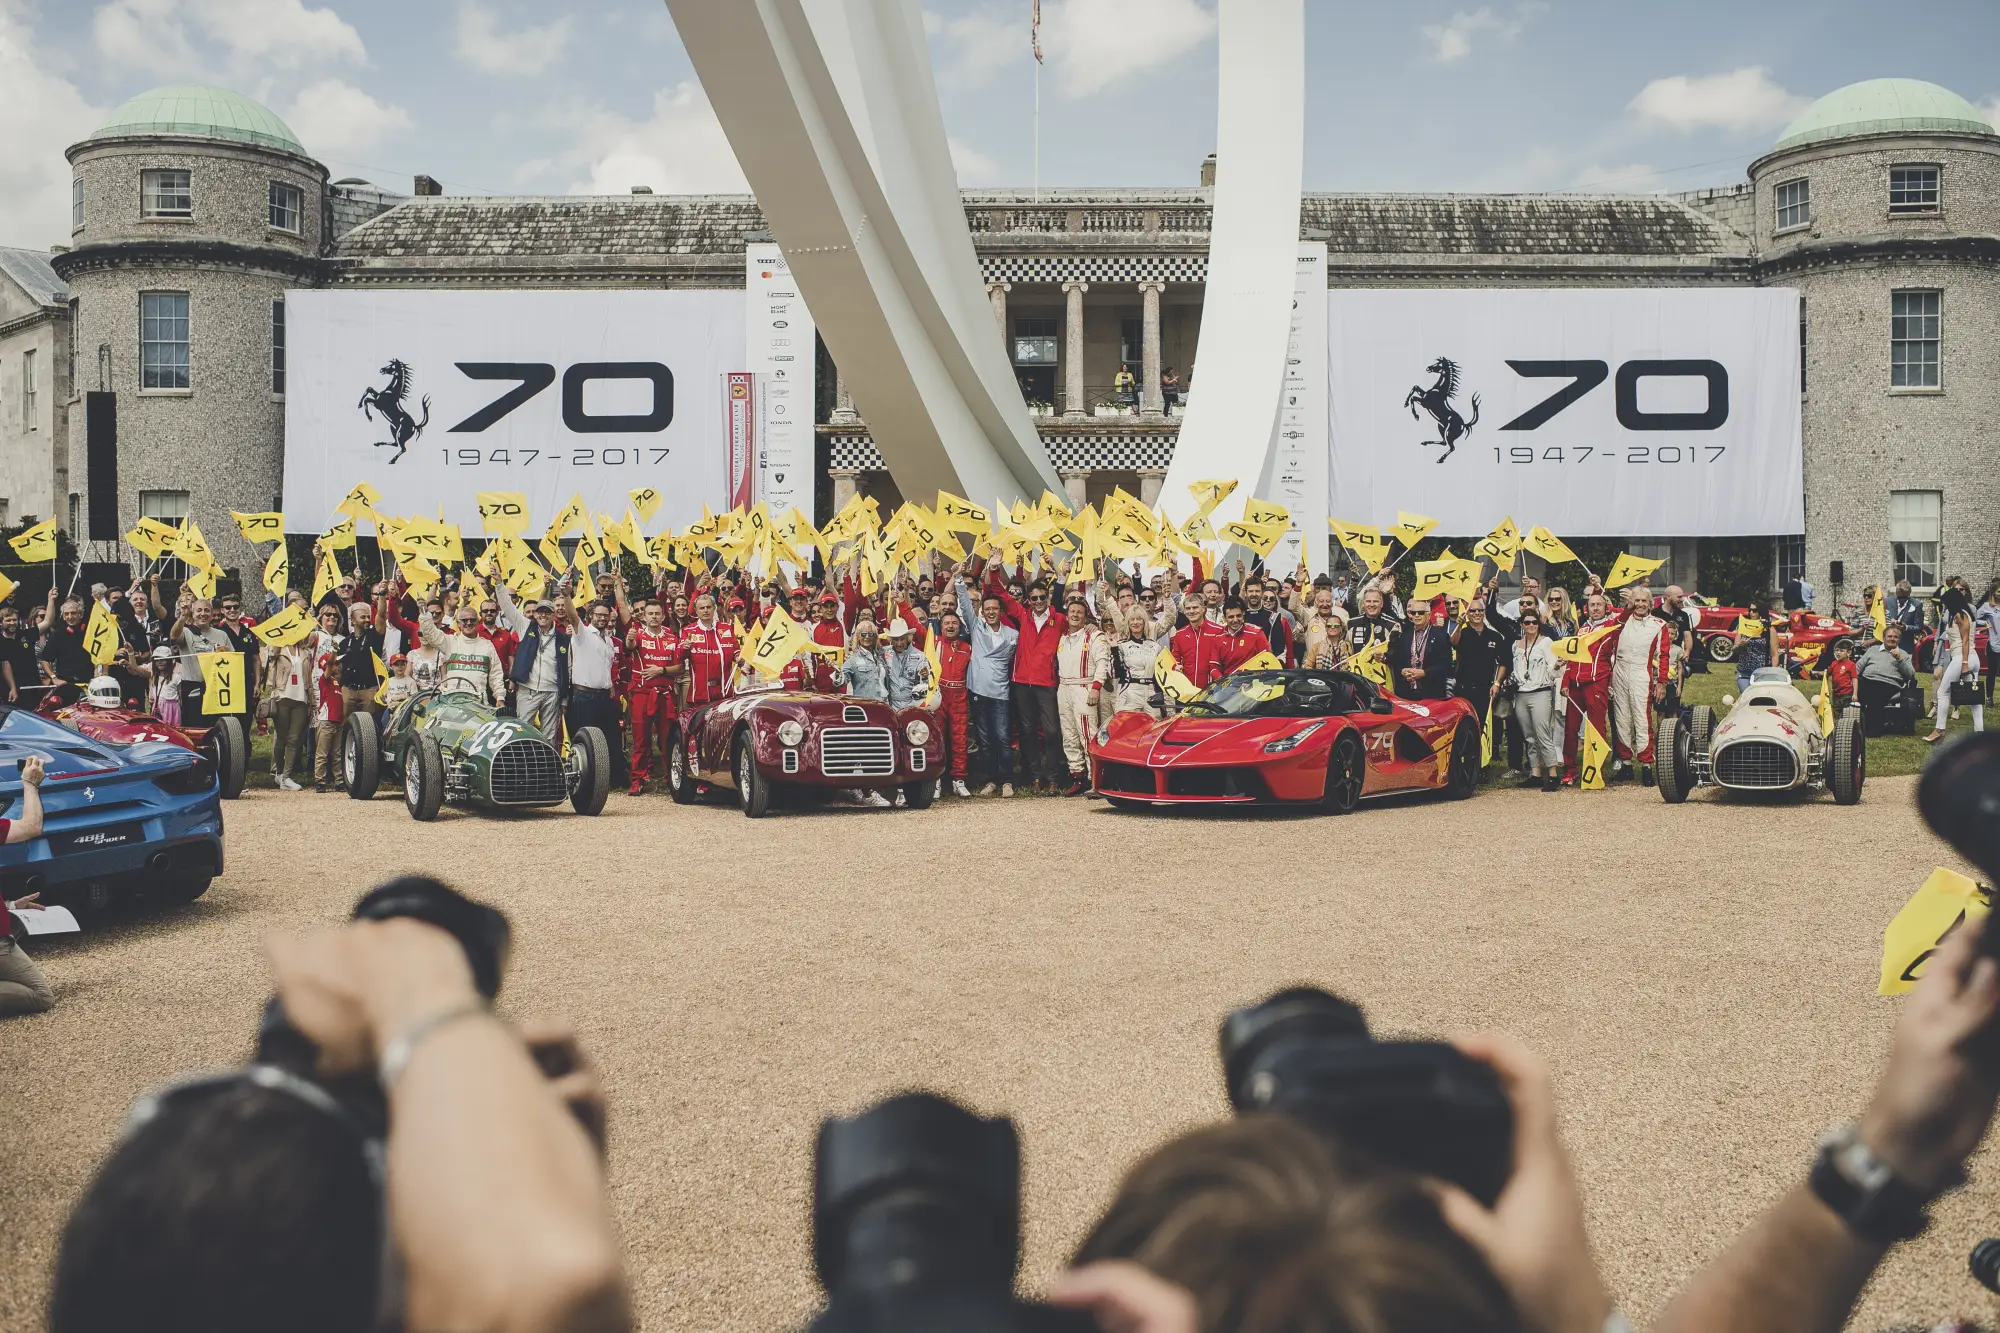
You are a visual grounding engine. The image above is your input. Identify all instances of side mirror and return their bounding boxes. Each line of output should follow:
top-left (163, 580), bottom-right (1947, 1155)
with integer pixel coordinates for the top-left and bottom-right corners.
top-left (1369, 696), bottom-right (1395, 714)
top-left (1720, 694), bottom-right (1735, 706)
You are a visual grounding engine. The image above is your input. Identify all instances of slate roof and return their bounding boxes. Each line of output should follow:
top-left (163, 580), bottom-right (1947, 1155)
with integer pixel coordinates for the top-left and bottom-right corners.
top-left (331, 189), bottom-right (1741, 264)
top-left (0, 248), bottom-right (68, 307)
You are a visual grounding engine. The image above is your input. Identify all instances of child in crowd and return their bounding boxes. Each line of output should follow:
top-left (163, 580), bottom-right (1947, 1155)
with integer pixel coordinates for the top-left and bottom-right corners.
top-left (1827, 639), bottom-right (1857, 713)
top-left (149, 645), bottom-right (180, 726)
top-left (382, 654), bottom-right (418, 710)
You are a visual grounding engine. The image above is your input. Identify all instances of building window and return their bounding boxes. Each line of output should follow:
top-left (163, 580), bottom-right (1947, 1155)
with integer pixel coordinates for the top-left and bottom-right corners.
top-left (1890, 290), bottom-right (1941, 389)
top-left (268, 181), bottom-right (303, 233)
top-left (139, 291), bottom-right (190, 390)
top-left (271, 298), bottom-right (286, 395)
top-left (71, 176), bottom-right (83, 231)
top-left (140, 169), bottom-right (192, 218)
top-left (1798, 297), bottom-right (1806, 395)
top-left (67, 299), bottom-right (78, 395)
top-left (1013, 318), bottom-right (1058, 365)
top-left (1774, 178), bottom-right (1810, 232)
top-left (1890, 491), bottom-right (1941, 589)
top-left (67, 494), bottom-right (79, 536)
top-left (1774, 535), bottom-right (1805, 591)
top-left (1120, 317), bottom-right (1143, 366)
top-left (1889, 165), bottom-right (1941, 214)
top-left (21, 350), bottom-right (35, 430)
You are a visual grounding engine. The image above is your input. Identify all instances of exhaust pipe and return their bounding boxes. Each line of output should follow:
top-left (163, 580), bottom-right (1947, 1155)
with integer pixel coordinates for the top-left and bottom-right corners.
top-left (21, 873), bottom-right (44, 892)
top-left (149, 852), bottom-right (171, 873)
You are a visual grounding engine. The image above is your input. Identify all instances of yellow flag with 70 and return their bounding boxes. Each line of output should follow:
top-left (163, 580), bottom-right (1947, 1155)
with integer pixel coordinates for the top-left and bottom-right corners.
top-left (198, 650), bottom-right (245, 715)
top-left (85, 599), bottom-right (122, 665)
top-left (1881, 868), bottom-right (1990, 995)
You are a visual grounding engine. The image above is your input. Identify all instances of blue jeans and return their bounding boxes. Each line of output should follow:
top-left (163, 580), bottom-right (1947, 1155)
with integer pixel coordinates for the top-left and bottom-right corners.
top-left (970, 692), bottom-right (1013, 785)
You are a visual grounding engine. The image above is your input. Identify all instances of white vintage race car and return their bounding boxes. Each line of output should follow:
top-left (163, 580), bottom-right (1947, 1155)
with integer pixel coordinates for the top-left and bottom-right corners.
top-left (1657, 667), bottom-right (1864, 804)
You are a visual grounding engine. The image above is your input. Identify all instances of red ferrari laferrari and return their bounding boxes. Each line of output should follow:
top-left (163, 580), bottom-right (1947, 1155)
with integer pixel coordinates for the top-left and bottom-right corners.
top-left (1089, 670), bottom-right (1483, 812)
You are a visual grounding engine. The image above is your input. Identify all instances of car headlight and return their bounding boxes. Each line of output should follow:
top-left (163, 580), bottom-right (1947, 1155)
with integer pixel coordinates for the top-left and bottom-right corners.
top-left (776, 720), bottom-right (804, 747)
top-left (905, 719), bottom-right (931, 746)
top-left (1263, 721), bottom-right (1325, 754)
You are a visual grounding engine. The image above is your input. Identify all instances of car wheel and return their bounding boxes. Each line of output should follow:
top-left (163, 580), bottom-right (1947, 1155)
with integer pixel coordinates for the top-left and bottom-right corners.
top-left (1444, 721), bottom-right (1481, 799)
top-left (1688, 704), bottom-right (1715, 755)
top-left (668, 729), bottom-right (701, 805)
top-left (1322, 733), bottom-right (1365, 815)
top-left (405, 732), bottom-right (444, 822)
top-left (1830, 709), bottom-right (1865, 805)
top-left (1656, 715), bottom-right (1691, 804)
top-left (568, 727), bottom-right (611, 816)
top-left (903, 776), bottom-right (937, 809)
top-left (1704, 634), bottom-right (1736, 663)
top-left (343, 713), bottom-right (381, 799)
top-left (204, 714), bottom-right (248, 800)
top-left (735, 729), bottom-right (771, 818)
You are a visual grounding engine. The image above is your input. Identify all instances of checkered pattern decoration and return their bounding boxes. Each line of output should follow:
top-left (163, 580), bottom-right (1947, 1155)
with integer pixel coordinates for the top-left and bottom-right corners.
top-left (825, 429), bottom-right (1179, 473)
top-left (979, 254), bottom-right (1209, 285)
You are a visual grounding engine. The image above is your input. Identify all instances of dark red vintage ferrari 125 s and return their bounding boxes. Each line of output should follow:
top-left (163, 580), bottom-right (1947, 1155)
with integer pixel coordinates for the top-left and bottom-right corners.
top-left (668, 675), bottom-right (943, 818)
top-left (42, 680), bottom-right (249, 799)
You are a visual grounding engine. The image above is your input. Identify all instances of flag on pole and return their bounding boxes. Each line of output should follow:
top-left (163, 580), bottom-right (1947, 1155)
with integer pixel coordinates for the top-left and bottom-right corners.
top-left (1031, 0), bottom-right (1043, 62)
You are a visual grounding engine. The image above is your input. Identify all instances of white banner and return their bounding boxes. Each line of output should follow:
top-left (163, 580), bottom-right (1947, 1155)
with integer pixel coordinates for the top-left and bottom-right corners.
top-left (1328, 288), bottom-right (1802, 536)
top-left (284, 290), bottom-right (744, 533)
top-left (745, 244), bottom-right (817, 521)
top-left (1264, 243), bottom-right (1328, 575)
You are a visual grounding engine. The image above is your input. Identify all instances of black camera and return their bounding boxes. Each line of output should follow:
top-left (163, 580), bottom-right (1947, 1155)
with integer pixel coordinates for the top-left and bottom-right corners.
top-left (256, 875), bottom-right (512, 1126)
top-left (806, 1093), bottom-right (1091, 1332)
top-left (1220, 986), bottom-right (1515, 1206)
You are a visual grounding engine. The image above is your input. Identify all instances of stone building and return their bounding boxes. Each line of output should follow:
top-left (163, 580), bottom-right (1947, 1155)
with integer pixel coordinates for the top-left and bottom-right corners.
top-left (13, 77), bottom-right (1998, 596)
top-left (0, 248), bottom-right (70, 527)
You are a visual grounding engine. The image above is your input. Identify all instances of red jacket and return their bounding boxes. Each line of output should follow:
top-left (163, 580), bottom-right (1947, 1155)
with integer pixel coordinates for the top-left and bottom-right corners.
top-left (1215, 623), bottom-right (1272, 677)
top-left (936, 638), bottom-right (971, 691)
top-left (809, 617), bottom-right (846, 692)
top-left (1171, 618), bottom-right (1233, 687)
top-left (681, 619), bottom-right (737, 705)
top-left (1828, 658), bottom-right (1858, 697)
top-left (1564, 616), bottom-right (1621, 687)
top-left (628, 625), bottom-right (680, 699)
top-left (478, 622), bottom-right (519, 672)
top-left (994, 583), bottom-right (1064, 687)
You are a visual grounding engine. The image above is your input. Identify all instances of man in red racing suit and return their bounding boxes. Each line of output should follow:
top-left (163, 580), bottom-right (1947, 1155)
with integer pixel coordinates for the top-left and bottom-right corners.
top-left (934, 610), bottom-right (973, 795)
top-left (626, 601), bottom-right (682, 795)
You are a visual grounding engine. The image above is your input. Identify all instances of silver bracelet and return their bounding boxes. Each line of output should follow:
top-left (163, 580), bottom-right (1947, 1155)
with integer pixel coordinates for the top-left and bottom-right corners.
top-left (378, 1001), bottom-right (490, 1090)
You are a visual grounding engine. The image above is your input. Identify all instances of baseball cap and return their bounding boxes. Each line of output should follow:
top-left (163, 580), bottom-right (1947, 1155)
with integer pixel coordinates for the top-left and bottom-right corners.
top-left (817, 591), bottom-right (838, 604)
top-left (151, 645), bottom-right (175, 660)
top-left (389, 653), bottom-right (408, 665)
top-left (532, 599), bottom-right (555, 612)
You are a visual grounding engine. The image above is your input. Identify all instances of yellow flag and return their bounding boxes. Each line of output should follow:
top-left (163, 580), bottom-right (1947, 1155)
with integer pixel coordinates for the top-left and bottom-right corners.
top-left (0, 571), bottom-right (16, 606)
top-left (1793, 641), bottom-right (1825, 676)
top-left (186, 566), bottom-right (216, 600)
top-left (1482, 699), bottom-right (1497, 767)
top-left (1735, 615), bottom-right (1766, 639)
top-left (1153, 644), bottom-right (1202, 704)
top-left (335, 481), bottom-right (383, 521)
top-left (1605, 552), bottom-right (1666, 589)
top-left (1818, 676), bottom-right (1836, 738)
top-left (182, 518), bottom-right (223, 573)
top-left (1580, 718), bottom-right (1611, 790)
top-left (1472, 517), bottom-right (1520, 572)
top-left (572, 522), bottom-right (607, 573)
top-left (263, 544), bottom-right (288, 599)
top-left (1412, 551), bottom-right (1482, 604)
top-left (1869, 586), bottom-right (1887, 641)
top-left (402, 556), bottom-right (440, 601)
top-left (371, 649), bottom-right (390, 705)
top-left (1241, 498), bottom-right (1291, 529)
top-left (311, 544), bottom-right (341, 606)
top-left (1220, 518), bottom-right (1289, 557)
top-left (1328, 520), bottom-right (1392, 573)
top-left (1551, 623), bottom-right (1618, 664)
top-left (10, 518), bottom-right (57, 563)
top-left (1524, 526), bottom-right (1579, 565)
top-left (1349, 638), bottom-right (1392, 692)
top-left (935, 491), bottom-right (989, 533)
top-left (1237, 651), bottom-right (1284, 673)
top-left (1188, 479), bottom-right (1238, 516)
top-left (85, 599), bottom-right (121, 665)
top-left (1881, 868), bottom-right (1990, 995)
top-left (747, 607), bottom-right (814, 679)
top-left (628, 486), bottom-right (664, 523)
top-left (923, 630), bottom-right (943, 708)
top-left (320, 515), bottom-right (359, 552)
top-left (197, 650), bottom-right (245, 715)
top-left (538, 533), bottom-right (567, 571)
top-left (126, 523), bottom-right (166, 560)
top-left (548, 494), bottom-right (587, 539)
top-left (231, 510), bottom-right (285, 543)
top-left (1384, 511), bottom-right (1438, 549)
top-left (249, 604), bottom-right (315, 647)
top-left (476, 492), bottom-right (530, 535)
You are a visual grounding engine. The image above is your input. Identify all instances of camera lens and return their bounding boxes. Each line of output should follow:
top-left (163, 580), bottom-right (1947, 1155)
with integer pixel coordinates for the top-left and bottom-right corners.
top-left (1971, 1238), bottom-right (2000, 1294)
top-left (1219, 987), bottom-right (1369, 1110)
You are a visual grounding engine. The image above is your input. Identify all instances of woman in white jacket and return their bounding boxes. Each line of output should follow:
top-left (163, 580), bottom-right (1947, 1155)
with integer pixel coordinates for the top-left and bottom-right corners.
top-left (1511, 609), bottom-right (1563, 791)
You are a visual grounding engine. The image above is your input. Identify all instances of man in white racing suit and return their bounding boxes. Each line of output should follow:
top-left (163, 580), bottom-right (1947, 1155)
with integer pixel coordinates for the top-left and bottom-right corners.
top-left (418, 602), bottom-right (506, 708)
top-left (1055, 595), bottom-right (1110, 796)
top-left (1609, 586), bottom-right (1671, 780)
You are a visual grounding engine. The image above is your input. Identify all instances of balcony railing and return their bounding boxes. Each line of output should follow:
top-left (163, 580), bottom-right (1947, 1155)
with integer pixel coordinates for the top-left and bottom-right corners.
top-left (966, 206), bottom-right (1212, 236)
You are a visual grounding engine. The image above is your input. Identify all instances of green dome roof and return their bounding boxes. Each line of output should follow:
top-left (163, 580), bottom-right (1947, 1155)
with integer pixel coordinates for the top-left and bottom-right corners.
top-left (88, 85), bottom-right (306, 155)
top-left (1775, 79), bottom-right (1994, 150)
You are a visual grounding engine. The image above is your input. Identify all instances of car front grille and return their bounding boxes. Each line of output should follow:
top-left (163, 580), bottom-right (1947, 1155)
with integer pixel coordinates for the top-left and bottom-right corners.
top-left (1096, 761), bottom-right (1155, 795)
top-left (843, 705), bottom-right (868, 724)
top-left (492, 738), bottom-right (565, 804)
top-left (1164, 767), bottom-right (1265, 799)
top-left (821, 726), bottom-right (895, 777)
top-left (1713, 739), bottom-right (1797, 790)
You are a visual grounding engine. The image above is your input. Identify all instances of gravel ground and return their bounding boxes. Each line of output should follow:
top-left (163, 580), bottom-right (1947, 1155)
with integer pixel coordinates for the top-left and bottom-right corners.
top-left (5, 777), bottom-right (1998, 1332)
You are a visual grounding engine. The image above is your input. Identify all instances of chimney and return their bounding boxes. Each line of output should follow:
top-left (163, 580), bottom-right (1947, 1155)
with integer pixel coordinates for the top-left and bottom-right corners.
top-left (1199, 154), bottom-right (1217, 188)
top-left (413, 174), bottom-right (443, 197)
top-left (631, 185), bottom-right (654, 194)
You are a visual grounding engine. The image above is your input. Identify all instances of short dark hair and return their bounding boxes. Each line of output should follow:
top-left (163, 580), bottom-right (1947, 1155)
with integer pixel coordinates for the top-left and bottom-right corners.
top-left (1223, 595), bottom-right (1247, 613)
top-left (1199, 578), bottom-right (1221, 594)
top-left (1027, 579), bottom-right (1051, 596)
top-left (51, 1082), bottom-right (381, 1333)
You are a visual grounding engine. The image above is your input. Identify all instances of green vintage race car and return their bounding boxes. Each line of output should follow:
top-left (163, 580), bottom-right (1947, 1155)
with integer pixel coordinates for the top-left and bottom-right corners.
top-left (340, 689), bottom-right (610, 820)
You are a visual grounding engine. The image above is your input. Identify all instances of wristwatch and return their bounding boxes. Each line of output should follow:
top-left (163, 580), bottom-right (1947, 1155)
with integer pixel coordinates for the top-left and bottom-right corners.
top-left (1807, 1124), bottom-right (1939, 1243)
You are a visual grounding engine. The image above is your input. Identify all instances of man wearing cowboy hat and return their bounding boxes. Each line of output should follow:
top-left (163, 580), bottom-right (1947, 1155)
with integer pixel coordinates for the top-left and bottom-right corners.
top-left (882, 619), bottom-right (930, 710)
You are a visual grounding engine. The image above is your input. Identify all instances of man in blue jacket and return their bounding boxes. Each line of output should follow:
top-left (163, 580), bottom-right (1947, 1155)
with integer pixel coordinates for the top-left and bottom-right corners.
top-left (955, 572), bottom-right (1019, 796)
top-left (497, 582), bottom-right (570, 740)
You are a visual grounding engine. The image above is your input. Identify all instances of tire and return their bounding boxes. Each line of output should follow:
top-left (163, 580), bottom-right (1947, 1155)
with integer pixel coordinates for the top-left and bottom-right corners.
top-left (1830, 708), bottom-right (1865, 805)
top-left (343, 713), bottom-right (381, 800)
top-left (1444, 721), bottom-right (1481, 799)
top-left (568, 727), bottom-right (610, 816)
top-left (903, 776), bottom-right (937, 809)
top-left (204, 714), bottom-right (248, 800)
top-left (404, 732), bottom-right (444, 822)
top-left (1656, 715), bottom-right (1691, 803)
top-left (667, 728), bottom-right (701, 805)
top-left (1704, 633), bottom-right (1736, 663)
top-left (1688, 704), bottom-right (1715, 755)
top-left (1321, 733), bottom-right (1365, 815)
top-left (157, 873), bottom-right (212, 905)
top-left (734, 729), bottom-right (771, 819)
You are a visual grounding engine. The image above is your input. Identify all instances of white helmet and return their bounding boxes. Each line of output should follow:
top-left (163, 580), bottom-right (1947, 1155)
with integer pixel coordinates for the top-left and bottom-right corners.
top-left (86, 676), bottom-right (123, 709)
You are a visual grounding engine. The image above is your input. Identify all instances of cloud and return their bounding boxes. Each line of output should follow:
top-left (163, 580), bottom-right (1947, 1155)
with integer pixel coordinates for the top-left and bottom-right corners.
top-left (1038, 0), bottom-right (1215, 98)
top-left (1418, 2), bottom-right (1544, 64)
top-left (91, 0), bottom-right (364, 71)
top-left (283, 79), bottom-right (412, 162)
top-left (1629, 67), bottom-right (1807, 133)
top-left (1976, 96), bottom-right (2000, 130)
top-left (557, 82), bottom-right (748, 196)
top-left (946, 136), bottom-right (999, 183)
top-left (924, 8), bottom-right (1022, 88)
top-left (455, 0), bottom-right (571, 77)
top-left (92, 0), bottom-right (196, 69)
top-left (0, 0), bottom-right (106, 248)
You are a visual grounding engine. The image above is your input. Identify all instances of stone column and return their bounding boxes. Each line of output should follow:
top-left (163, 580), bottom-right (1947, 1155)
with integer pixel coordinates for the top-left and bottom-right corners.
top-left (1137, 467), bottom-right (1166, 507)
top-left (830, 364), bottom-right (858, 425)
top-left (1060, 468), bottom-right (1090, 513)
top-left (829, 467), bottom-right (860, 514)
top-left (1061, 280), bottom-right (1088, 420)
top-left (1139, 280), bottom-right (1165, 420)
top-left (986, 280), bottom-right (1011, 333)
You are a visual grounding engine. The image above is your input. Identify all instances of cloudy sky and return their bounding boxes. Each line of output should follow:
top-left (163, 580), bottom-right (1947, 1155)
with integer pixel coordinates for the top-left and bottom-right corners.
top-left (3, 0), bottom-right (1996, 249)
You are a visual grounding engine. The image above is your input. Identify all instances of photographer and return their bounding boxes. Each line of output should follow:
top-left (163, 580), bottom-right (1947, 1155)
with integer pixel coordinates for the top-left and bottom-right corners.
top-left (50, 911), bottom-right (629, 1333)
top-left (1, 756), bottom-right (52, 1017)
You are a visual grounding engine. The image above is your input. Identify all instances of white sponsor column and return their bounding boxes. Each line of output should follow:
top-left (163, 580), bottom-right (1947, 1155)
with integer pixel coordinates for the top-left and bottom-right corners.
top-left (746, 242), bottom-right (817, 519)
top-left (1265, 243), bottom-right (1328, 575)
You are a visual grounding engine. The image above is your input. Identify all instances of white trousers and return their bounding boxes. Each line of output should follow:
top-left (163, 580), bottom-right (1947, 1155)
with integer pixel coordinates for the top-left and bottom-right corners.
top-left (1934, 655), bottom-right (1986, 732)
top-left (1610, 667), bottom-right (1655, 762)
top-left (1058, 683), bottom-right (1097, 778)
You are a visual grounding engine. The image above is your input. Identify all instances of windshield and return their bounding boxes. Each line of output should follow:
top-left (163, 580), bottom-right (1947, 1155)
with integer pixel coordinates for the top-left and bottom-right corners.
top-left (1179, 672), bottom-right (1368, 719)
